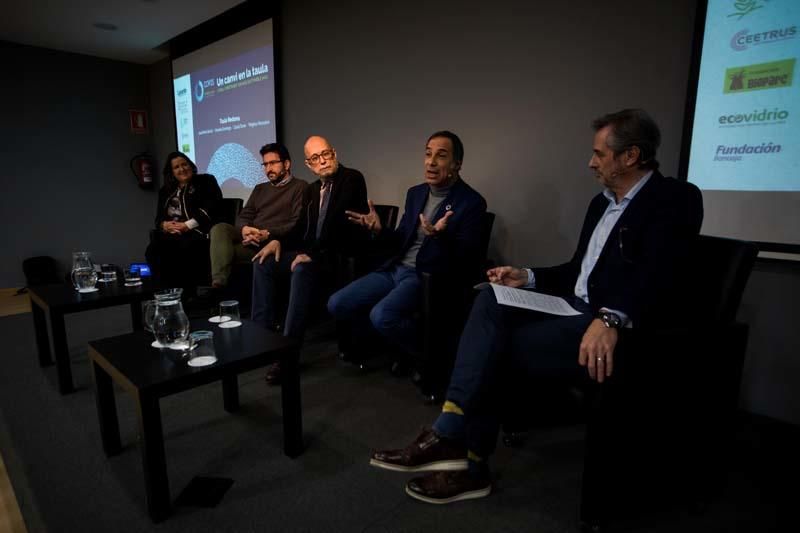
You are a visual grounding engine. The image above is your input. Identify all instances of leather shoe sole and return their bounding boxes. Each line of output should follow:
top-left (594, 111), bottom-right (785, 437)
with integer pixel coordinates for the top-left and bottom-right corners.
top-left (405, 471), bottom-right (491, 504)
top-left (369, 457), bottom-right (467, 473)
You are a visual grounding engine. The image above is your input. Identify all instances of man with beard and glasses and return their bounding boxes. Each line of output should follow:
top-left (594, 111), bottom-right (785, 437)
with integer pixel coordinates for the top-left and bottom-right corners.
top-left (209, 143), bottom-right (308, 289)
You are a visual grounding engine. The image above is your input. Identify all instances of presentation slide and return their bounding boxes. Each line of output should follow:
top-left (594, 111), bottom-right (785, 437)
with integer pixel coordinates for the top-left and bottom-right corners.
top-left (172, 20), bottom-right (276, 201)
top-left (688, 0), bottom-right (799, 192)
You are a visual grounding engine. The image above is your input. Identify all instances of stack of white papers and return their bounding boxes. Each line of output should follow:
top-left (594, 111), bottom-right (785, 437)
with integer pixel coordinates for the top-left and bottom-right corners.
top-left (474, 283), bottom-right (581, 316)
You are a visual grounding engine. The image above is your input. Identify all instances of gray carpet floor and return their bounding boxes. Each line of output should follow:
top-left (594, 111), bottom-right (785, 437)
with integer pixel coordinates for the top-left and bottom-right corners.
top-left (0, 306), bottom-right (792, 532)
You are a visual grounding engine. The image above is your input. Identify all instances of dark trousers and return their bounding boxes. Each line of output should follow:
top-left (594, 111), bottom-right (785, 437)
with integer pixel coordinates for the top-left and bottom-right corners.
top-left (145, 231), bottom-right (210, 292)
top-left (444, 287), bottom-right (593, 457)
top-left (251, 252), bottom-right (315, 341)
top-left (327, 264), bottom-right (421, 356)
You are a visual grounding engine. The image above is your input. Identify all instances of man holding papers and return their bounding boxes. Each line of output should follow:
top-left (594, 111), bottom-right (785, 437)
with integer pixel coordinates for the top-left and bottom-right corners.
top-left (369, 109), bottom-right (704, 504)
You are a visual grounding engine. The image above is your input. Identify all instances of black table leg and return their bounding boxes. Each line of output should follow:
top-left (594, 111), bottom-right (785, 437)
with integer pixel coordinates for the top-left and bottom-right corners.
top-left (92, 360), bottom-right (121, 456)
top-left (31, 301), bottom-right (53, 367)
top-left (50, 311), bottom-right (74, 394)
top-left (281, 349), bottom-right (303, 457)
top-left (130, 301), bottom-right (144, 332)
top-left (222, 374), bottom-right (239, 413)
top-left (137, 393), bottom-right (170, 523)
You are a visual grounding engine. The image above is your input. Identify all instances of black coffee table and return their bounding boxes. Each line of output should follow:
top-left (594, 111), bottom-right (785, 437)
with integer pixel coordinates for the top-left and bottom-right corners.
top-left (88, 319), bottom-right (302, 523)
top-left (28, 281), bottom-right (155, 394)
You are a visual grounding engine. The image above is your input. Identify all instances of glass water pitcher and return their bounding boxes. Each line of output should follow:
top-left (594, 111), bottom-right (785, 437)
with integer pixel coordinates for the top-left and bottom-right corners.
top-left (71, 251), bottom-right (97, 291)
top-left (152, 288), bottom-right (190, 349)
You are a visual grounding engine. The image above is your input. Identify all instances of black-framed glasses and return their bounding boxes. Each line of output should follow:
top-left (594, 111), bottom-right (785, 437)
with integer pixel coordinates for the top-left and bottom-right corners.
top-left (261, 159), bottom-right (283, 168)
top-left (305, 149), bottom-right (335, 165)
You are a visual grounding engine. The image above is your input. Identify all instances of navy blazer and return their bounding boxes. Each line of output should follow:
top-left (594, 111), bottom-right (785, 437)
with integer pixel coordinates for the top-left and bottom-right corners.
top-left (532, 171), bottom-right (703, 327)
top-left (381, 178), bottom-right (487, 276)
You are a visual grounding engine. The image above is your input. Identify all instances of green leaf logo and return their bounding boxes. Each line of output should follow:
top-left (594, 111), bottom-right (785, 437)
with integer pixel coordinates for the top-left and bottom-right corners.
top-left (728, 0), bottom-right (764, 20)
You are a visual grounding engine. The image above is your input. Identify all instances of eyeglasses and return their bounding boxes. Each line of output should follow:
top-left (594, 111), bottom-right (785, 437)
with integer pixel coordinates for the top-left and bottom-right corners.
top-left (305, 149), bottom-right (335, 165)
top-left (261, 159), bottom-right (283, 168)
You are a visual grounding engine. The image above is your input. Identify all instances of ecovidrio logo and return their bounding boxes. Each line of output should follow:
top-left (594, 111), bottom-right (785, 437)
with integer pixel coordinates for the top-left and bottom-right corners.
top-left (730, 26), bottom-right (797, 51)
top-left (718, 107), bottom-right (789, 127)
top-left (724, 58), bottom-right (795, 93)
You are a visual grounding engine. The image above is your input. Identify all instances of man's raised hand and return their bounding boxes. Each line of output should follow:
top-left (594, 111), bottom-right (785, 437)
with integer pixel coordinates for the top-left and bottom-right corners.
top-left (346, 199), bottom-right (382, 233)
top-left (419, 210), bottom-right (453, 236)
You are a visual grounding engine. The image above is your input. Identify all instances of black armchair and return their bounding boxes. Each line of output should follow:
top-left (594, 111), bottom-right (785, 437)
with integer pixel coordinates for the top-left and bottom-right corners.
top-left (339, 204), bottom-right (400, 281)
top-left (219, 197), bottom-right (244, 226)
top-left (336, 204), bottom-right (400, 361)
top-left (577, 234), bottom-right (757, 530)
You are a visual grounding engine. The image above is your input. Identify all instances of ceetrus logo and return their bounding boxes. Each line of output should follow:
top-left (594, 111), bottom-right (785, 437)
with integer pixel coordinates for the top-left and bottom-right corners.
top-left (714, 141), bottom-right (781, 161)
top-left (718, 107), bottom-right (789, 127)
top-left (730, 26), bottom-right (797, 51)
top-left (727, 0), bottom-right (766, 21)
top-left (724, 58), bottom-right (795, 93)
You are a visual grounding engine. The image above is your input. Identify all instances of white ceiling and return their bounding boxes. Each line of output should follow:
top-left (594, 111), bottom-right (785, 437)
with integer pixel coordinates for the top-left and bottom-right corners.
top-left (0, 0), bottom-right (245, 64)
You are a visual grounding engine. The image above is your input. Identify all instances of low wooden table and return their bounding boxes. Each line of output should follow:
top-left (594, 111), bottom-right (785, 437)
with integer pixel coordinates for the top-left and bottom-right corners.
top-left (28, 281), bottom-right (154, 393)
top-left (88, 319), bottom-right (302, 522)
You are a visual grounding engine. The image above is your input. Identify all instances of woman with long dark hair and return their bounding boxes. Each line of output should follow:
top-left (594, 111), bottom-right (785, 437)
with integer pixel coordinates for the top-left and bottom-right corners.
top-left (145, 151), bottom-right (222, 292)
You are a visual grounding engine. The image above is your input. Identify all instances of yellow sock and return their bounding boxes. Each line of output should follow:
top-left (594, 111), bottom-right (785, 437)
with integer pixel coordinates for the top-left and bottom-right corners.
top-left (442, 400), bottom-right (464, 415)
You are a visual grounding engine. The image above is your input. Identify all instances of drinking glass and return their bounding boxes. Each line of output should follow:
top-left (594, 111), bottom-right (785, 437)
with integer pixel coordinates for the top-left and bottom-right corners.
top-left (99, 264), bottom-right (117, 283)
top-left (218, 300), bottom-right (241, 328)
top-left (186, 330), bottom-right (217, 367)
top-left (124, 268), bottom-right (142, 287)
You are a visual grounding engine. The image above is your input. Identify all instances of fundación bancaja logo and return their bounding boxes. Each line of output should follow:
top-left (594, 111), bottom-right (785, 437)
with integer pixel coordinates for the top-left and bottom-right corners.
top-left (714, 141), bottom-right (782, 161)
top-left (724, 58), bottom-right (795, 93)
top-left (717, 107), bottom-right (789, 127)
top-left (730, 26), bottom-right (796, 51)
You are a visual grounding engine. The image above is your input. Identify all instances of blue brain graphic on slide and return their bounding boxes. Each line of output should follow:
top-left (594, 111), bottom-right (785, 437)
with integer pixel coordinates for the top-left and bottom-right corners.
top-left (207, 143), bottom-right (263, 190)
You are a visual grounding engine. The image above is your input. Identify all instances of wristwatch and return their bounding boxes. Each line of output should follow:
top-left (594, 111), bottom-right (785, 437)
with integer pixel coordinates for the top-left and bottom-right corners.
top-left (597, 311), bottom-right (622, 329)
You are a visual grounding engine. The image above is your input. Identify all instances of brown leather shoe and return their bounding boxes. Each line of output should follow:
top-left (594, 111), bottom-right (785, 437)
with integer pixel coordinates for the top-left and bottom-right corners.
top-left (369, 427), bottom-right (467, 472)
top-left (406, 470), bottom-right (491, 504)
top-left (264, 362), bottom-right (281, 385)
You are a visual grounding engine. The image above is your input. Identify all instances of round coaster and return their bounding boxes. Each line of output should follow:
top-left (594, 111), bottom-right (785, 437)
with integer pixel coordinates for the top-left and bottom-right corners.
top-left (77, 287), bottom-right (99, 293)
top-left (168, 341), bottom-right (191, 351)
top-left (208, 315), bottom-right (230, 323)
top-left (218, 321), bottom-right (242, 329)
top-left (125, 281), bottom-right (143, 287)
top-left (188, 356), bottom-right (217, 367)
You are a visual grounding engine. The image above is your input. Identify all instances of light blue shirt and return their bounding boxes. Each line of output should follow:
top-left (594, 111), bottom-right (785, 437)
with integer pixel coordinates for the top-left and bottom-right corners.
top-left (525, 171), bottom-right (653, 325)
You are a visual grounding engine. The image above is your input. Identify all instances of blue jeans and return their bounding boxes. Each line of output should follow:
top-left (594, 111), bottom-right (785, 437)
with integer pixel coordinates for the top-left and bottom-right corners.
top-left (327, 265), bottom-right (421, 355)
top-left (251, 252), bottom-right (315, 341)
top-left (443, 287), bottom-right (593, 457)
